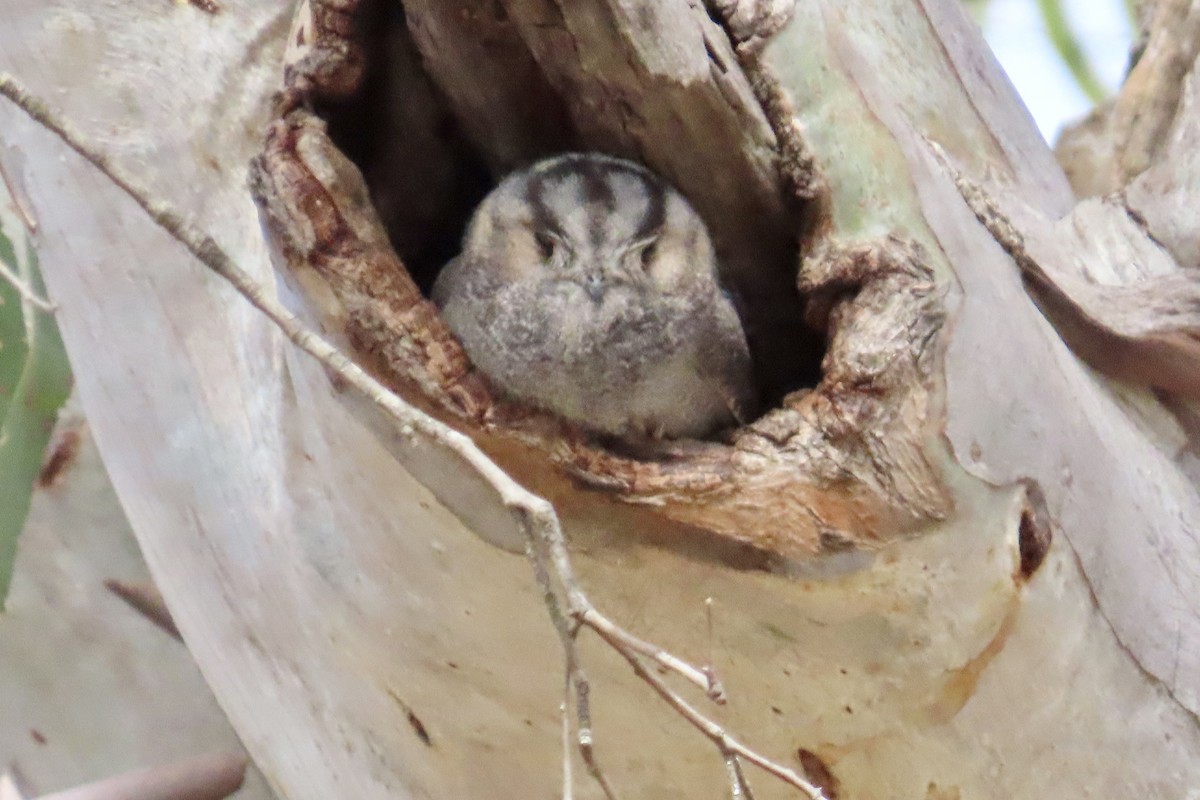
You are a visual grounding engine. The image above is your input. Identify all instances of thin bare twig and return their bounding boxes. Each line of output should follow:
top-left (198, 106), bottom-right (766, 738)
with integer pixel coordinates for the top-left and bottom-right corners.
top-left (613, 644), bottom-right (826, 800)
top-left (560, 695), bottom-right (574, 800)
top-left (724, 750), bottom-right (756, 800)
top-left (705, 597), bottom-right (722, 703)
top-left (579, 606), bottom-right (725, 702)
top-left (521, 516), bottom-right (620, 800)
top-left (32, 751), bottom-right (245, 800)
top-left (0, 69), bottom-right (817, 800)
top-left (572, 671), bottom-right (619, 800)
top-left (522, 527), bottom-right (618, 800)
top-left (0, 258), bottom-right (56, 313)
top-left (0, 156), bottom-right (38, 231)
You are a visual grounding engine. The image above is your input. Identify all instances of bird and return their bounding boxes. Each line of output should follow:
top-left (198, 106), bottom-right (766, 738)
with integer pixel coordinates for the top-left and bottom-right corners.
top-left (432, 152), bottom-right (757, 441)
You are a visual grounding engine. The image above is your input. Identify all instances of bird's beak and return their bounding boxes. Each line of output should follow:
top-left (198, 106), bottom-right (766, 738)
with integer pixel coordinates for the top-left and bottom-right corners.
top-left (583, 272), bottom-right (605, 303)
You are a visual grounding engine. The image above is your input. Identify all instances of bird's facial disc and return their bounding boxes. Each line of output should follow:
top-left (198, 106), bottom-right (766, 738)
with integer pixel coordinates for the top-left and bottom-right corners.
top-left (463, 154), bottom-right (718, 296)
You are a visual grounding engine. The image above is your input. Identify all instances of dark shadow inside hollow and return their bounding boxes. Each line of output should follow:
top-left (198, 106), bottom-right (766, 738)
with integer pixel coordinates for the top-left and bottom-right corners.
top-left (318, 0), bottom-right (494, 294)
top-left (319, 0), bottom-right (826, 417)
top-left (1017, 481), bottom-right (1052, 580)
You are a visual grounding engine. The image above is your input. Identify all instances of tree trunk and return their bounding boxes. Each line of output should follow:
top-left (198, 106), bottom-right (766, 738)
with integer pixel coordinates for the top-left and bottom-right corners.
top-left (2, 0), bottom-right (1198, 798)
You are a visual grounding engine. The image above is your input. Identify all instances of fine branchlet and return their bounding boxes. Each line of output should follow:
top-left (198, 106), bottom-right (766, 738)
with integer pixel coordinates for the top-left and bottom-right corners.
top-left (0, 71), bottom-right (826, 800)
top-left (0, 182), bottom-right (55, 314)
top-left (0, 258), bottom-right (56, 313)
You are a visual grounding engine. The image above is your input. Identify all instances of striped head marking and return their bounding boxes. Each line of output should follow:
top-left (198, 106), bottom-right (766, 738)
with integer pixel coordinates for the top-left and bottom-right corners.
top-left (462, 152), bottom-right (718, 296)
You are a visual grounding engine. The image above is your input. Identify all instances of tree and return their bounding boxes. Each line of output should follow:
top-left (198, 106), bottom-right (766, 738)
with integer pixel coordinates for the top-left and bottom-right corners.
top-left (2, 0), bottom-right (1197, 797)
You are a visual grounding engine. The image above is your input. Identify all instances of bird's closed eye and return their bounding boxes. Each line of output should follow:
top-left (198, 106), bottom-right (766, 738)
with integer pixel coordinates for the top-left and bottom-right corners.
top-left (639, 238), bottom-right (659, 271)
top-left (534, 231), bottom-right (557, 262)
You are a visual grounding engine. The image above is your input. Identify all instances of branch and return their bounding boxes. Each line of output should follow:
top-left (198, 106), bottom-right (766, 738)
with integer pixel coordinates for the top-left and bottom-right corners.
top-left (611, 641), bottom-right (826, 800)
top-left (2, 752), bottom-right (246, 800)
top-left (0, 258), bottom-right (56, 314)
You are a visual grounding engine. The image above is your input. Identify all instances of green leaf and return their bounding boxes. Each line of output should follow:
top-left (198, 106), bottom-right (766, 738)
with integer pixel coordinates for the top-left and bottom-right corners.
top-left (1037, 0), bottom-right (1110, 104)
top-left (0, 184), bottom-right (72, 608)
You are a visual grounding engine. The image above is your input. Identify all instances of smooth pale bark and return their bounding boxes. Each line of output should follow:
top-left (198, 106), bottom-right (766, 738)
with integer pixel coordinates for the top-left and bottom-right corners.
top-left (0, 406), bottom-right (272, 799)
top-left (2, 1), bottom-right (1198, 800)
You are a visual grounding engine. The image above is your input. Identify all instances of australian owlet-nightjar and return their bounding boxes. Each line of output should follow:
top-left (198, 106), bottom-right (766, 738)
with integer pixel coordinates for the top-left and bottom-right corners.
top-left (432, 153), bottom-right (757, 440)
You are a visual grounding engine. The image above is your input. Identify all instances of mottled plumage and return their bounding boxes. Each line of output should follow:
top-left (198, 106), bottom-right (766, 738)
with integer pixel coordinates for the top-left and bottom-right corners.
top-left (433, 153), bottom-right (756, 440)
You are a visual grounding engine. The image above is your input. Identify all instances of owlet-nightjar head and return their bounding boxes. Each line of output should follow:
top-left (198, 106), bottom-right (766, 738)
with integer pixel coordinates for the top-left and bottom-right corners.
top-left (432, 152), bottom-right (757, 440)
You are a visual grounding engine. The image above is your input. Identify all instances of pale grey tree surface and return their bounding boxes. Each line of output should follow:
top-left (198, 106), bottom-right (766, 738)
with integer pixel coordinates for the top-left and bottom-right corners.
top-left (2, 0), bottom-right (1199, 798)
top-left (0, 403), bottom-right (274, 799)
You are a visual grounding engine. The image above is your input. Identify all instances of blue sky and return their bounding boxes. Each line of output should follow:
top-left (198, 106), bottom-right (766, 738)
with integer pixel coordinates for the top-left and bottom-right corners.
top-left (981, 0), bottom-right (1133, 142)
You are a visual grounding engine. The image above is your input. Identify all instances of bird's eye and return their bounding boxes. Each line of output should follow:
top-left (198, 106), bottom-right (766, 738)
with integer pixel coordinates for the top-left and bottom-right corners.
top-left (534, 231), bottom-right (557, 261)
top-left (639, 239), bottom-right (658, 271)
